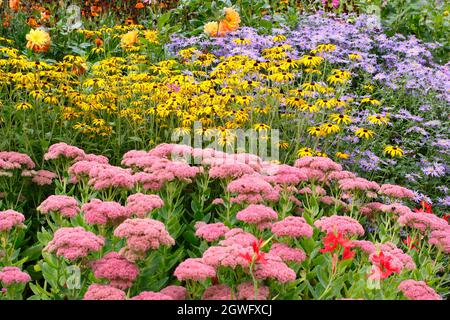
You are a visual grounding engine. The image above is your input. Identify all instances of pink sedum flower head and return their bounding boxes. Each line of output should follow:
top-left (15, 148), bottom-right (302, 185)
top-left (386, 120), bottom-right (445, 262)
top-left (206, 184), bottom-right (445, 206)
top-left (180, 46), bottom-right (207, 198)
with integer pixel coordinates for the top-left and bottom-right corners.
top-left (271, 216), bottom-right (313, 238)
top-left (236, 204), bottom-right (278, 225)
top-left (44, 142), bottom-right (85, 161)
top-left (209, 162), bottom-right (255, 179)
top-left (0, 210), bottom-right (25, 232)
top-left (131, 291), bottom-right (174, 300)
top-left (253, 253), bottom-right (296, 283)
top-left (237, 281), bottom-right (270, 300)
top-left (44, 227), bottom-right (104, 260)
top-left (379, 242), bottom-right (416, 270)
top-left (114, 218), bottom-right (174, 261)
top-left (227, 174), bottom-right (279, 204)
top-left (68, 160), bottom-right (109, 182)
top-left (0, 151), bottom-right (35, 170)
top-left (327, 170), bottom-right (357, 181)
top-left (314, 215), bottom-right (365, 237)
top-left (82, 199), bottom-right (129, 225)
top-left (174, 258), bottom-right (216, 281)
top-left (37, 195), bottom-right (80, 218)
top-left (219, 228), bottom-right (258, 247)
top-left (398, 211), bottom-right (448, 232)
top-left (294, 156), bottom-right (342, 172)
top-left (0, 267), bottom-right (31, 286)
top-left (31, 170), bottom-right (57, 185)
top-left (428, 227), bottom-right (450, 253)
top-left (360, 202), bottom-right (384, 217)
top-left (202, 284), bottom-right (232, 300)
top-left (269, 243), bottom-right (306, 263)
top-left (202, 245), bottom-right (251, 269)
top-left (379, 184), bottom-right (414, 199)
top-left (88, 166), bottom-right (135, 190)
top-left (195, 222), bottom-right (229, 242)
top-left (263, 164), bottom-right (308, 185)
top-left (398, 280), bottom-right (442, 300)
top-left (125, 193), bottom-right (164, 218)
top-left (160, 285), bottom-right (187, 300)
top-left (91, 252), bottom-right (139, 289)
top-left (349, 240), bottom-right (376, 254)
top-left (380, 203), bottom-right (412, 216)
top-left (77, 153), bottom-right (109, 164)
top-left (338, 177), bottom-right (380, 192)
top-left (83, 284), bottom-right (126, 300)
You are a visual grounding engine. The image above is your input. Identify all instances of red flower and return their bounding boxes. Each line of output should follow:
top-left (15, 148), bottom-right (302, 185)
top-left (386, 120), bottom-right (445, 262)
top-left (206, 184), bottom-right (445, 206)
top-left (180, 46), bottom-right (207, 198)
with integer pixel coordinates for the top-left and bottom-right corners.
top-left (403, 235), bottom-right (417, 250)
top-left (443, 214), bottom-right (449, 223)
top-left (240, 239), bottom-right (266, 265)
top-left (342, 246), bottom-right (356, 260)
top-left (320, 231), bottom-right (355, 261)
top-left (370, 251), bottom-right (401, 279)
top-left (414, 201), bottom-right (432, 214)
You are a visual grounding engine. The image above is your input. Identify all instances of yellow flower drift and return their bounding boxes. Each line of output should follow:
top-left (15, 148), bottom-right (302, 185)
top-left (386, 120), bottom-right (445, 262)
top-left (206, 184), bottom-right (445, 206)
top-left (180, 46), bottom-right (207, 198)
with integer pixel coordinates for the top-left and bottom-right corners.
top-left (26, 29), bottom-right (51, 53)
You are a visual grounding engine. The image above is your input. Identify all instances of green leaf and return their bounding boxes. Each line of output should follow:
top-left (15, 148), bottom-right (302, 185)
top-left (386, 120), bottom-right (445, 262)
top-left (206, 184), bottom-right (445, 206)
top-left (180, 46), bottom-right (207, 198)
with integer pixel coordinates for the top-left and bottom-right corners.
top-left (157, 12), bottom-right (172, 30)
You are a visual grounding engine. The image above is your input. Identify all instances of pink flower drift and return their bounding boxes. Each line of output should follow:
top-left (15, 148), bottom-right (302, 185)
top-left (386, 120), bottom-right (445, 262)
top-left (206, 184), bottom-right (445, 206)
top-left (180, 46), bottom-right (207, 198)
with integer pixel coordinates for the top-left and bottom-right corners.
top-left (253, 253), bottom-right (296, 283)
top-left (114, 218), bottom-right (174, 261)
top-left (269, 243), bottom-right (306, 263)
top-left (379, 184), bottom-right (414, 199)
top-left (37, 195), bottom-right (80, 218)
top-left (202, 245), bottom-right (251, 269)
top-left (194, 222), bottom-right (229, 242)
top-left (237, 281), bottom-right (270, 300)
top-left (131, 291), bottom-right (174, 300)
top-left (236, 204), bottom-right (278, 225)
top-left (0, 210), bottom-right (25, 232)
top-left (0, 267), bottom-right (31, 285)
top-left (174, 258), bottom-right (216, 281)
top-left (91, 252), bottom-right (139, 289)
top-left (125, 193), bottom-right (164, 218)
top-left (398, 280), bottom-right (441, 300)
top-left (314, 215), bottom-right (365, 237)
top-left (0, 151), bottom-right (35, 170)
top-left (271, 216), bottom-right (313, 238)
top-left (83, 284), bottom-right (126, 300)
top-left (160, 285), bottom-right (187, 300)
top-left (44, 227), bottom-right (105, 260)
top-left (82, 199), bottom-right (129, 225)
top-left (44, 142), bottom-right (85, 161)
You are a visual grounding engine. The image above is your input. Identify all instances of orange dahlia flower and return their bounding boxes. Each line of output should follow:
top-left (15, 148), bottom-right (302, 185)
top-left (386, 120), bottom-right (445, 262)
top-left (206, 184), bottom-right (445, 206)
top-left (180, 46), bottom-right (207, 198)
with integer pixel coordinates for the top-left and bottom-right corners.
top-left (26, 29), bottom-right (51, 53)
